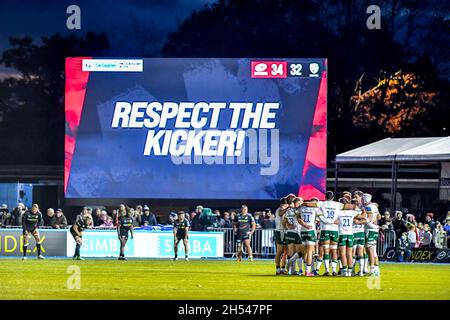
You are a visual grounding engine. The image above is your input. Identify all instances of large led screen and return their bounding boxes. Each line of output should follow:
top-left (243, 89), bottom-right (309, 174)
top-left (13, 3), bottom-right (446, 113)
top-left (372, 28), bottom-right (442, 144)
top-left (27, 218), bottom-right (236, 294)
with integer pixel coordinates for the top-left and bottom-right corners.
top-left (65, 58), bottom-right (327, 199)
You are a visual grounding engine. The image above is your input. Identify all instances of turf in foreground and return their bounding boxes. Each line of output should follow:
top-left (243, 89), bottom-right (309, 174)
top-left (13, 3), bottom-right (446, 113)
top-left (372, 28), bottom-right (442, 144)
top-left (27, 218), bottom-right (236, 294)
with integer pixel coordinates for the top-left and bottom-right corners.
top-left (0, 259), bottom-right (448, 299)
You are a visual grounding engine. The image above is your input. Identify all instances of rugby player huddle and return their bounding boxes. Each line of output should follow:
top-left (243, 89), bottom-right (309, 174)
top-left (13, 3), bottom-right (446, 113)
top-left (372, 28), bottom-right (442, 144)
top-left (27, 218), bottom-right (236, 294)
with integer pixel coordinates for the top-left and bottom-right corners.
top-left (274, 190), bottom-right (381, 277)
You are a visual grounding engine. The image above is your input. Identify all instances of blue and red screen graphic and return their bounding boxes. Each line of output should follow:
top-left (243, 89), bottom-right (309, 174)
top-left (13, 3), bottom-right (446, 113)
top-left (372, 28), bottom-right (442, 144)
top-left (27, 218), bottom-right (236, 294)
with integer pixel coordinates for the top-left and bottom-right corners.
top-left (65, 58), bottom-right (327, 200)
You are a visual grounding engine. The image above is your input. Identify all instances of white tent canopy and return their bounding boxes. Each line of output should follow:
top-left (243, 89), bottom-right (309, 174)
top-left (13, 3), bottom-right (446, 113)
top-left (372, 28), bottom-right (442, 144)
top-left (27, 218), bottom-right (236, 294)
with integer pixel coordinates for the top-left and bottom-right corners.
top-left (334, 136), bottom-right (450, 212)
top-left (336, 137), bottom-right (450, 163)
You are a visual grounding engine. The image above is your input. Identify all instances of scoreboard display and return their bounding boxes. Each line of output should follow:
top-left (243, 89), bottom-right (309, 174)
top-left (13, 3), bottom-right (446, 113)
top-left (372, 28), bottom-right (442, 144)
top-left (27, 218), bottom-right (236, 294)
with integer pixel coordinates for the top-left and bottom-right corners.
top-left (250, 60), bottom-right (322, 78)
top-left (65, 58), bottom-right (327, 200)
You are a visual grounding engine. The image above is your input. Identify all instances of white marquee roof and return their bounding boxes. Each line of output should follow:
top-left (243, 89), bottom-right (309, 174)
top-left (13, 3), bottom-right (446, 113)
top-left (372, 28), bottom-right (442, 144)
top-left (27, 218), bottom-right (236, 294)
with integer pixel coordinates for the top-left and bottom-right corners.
top-left (335, 137), bottom-right (450, 163)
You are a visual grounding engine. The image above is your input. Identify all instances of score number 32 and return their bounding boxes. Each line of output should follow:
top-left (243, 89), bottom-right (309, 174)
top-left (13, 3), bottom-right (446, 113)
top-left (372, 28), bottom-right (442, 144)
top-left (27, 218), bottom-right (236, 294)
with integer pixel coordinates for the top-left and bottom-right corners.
top-left (290, 63), bottom-right (302, 76)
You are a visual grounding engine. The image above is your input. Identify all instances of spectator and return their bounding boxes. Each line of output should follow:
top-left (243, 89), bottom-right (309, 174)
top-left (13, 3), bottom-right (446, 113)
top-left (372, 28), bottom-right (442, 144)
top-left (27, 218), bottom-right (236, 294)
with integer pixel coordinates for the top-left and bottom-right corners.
top-left (396, 232), bottom-right (411, 262)
top-left (264, 208), bottom-right (272, 221)
top-left (405, 214), bottom-right (417, 227)
top-left (230, 210), bottom-right (237, 222)
top-left (407, 225), bottom-right (417, 249)
top-left (140, 205), bottom-right (157, 226)
top-left (214, 210), bottom-right (223, 227)
top-left (433, 222), bottom-right (447, 249)
top-left (217, 213), bottom-right (225, 228)
top-left (261, 210), bottom-right (275, 229)
top-left (189, 205), bottom-right (204, 231)
top-left (417, 222), bottom-right (425, 246)
top-left (135, 205), bottom-right (143, 226)
top-left (77, 206), bottom-right (94, 228)
top-left (167, 212), bottom-right (177, 225)
top-left (190, 211), bottom-right (203, 231)
top-left (105, 216), bottom-right (114, 227)
top-left (443, 219), bottom-right (450, 248)
top-left (52, 209), bottom-right (68, 229)
top-left (93, 208), bottom-right (102, 226)
top-left (222, 211), bottom-right (232, 228)
top-left (12, 203), bottom-right (26, 226)
top-left (111, 209), bottom-right (119, 225)
top-left (0, 204), bottom-right (12, 226)
top-left (193, 205), bottom-right (203, 219)
top-left (44, 208), bottom-right (55, 227)
top-left (424, 213), bottom-right (436, 234)
top-left (253, 211), bottom-right (262, 229)
top-left (98, 210), bottom-right (113, 228)
top-left (392, 211), bottom-right (407, 239)
top-left (379, 211), bottom-right (392, 229)
top-left (127, 208), bottom-right (139, 227)
top-left (420, 224), bottom-right (433, 248)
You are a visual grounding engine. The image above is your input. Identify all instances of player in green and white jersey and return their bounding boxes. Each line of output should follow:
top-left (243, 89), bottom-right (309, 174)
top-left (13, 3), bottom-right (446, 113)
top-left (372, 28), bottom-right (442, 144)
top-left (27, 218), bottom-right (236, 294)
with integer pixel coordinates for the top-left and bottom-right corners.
top-left (354, 190), bottom-right (369, 273)
top-left (351, 198), bottom-right (367, 276)
top-left (292, 197), bottom-right (306, 274)
top-left (317, 191), bottom-right (343, 276)
top-left (342, 191), bottom-right (352, 202)
top-left (274, 197), bottom-right (289, 275)
top-left (337, 200), bottom-right (365, 277)
top-left (314, 221), bottom-right (323, 276)
top-left (300, 198), bottom-right (321, 276)
top-left (283, 195), bottom-right (309, 275)
top-left (282, 195), bottom-right (301, 275)
top-left (363, 193), bottom-right (381, 276)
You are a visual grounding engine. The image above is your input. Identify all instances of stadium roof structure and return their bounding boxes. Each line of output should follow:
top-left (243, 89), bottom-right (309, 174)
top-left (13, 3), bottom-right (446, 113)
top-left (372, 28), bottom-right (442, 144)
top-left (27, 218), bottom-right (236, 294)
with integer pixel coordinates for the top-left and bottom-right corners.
top-left (335, 137), bottom-right (450, 163)
top-left (333, 136), bottom-right (450, 211)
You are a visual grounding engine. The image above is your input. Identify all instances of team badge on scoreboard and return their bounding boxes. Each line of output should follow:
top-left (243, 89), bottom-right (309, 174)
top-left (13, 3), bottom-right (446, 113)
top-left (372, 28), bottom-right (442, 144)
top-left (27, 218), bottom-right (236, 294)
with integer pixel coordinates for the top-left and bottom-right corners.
top-left (309, 62), bottom-right (320, 77)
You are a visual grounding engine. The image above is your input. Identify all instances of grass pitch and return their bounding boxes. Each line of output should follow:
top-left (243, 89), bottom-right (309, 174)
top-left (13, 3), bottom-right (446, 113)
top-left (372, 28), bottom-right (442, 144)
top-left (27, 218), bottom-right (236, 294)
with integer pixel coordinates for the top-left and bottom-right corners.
top-left (0, 258), bottom-right (448, 300)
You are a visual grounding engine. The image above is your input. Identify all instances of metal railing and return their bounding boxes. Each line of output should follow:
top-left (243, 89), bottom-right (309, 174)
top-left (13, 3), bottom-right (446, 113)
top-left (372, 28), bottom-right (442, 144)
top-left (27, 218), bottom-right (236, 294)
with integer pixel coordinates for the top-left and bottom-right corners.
top-left (377, 229), bottom-right (396, 257)
top-left (213, 228), bottom-right (276, 258)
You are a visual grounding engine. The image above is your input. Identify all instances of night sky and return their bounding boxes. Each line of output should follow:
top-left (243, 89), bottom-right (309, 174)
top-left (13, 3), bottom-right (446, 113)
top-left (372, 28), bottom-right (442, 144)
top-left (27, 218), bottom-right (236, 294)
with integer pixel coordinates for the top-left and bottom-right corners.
top-left (0, 0), bottom-right (215, 78)
top-left (1, 0), bottom-right (448, 79)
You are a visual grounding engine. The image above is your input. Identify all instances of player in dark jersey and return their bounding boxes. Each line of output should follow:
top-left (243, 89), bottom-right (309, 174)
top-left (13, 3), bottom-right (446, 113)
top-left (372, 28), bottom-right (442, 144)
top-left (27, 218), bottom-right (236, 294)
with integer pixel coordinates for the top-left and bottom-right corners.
top-left (21, 204), bottom-right (44, 260)
top-left (233, 205), bottom-right (256, 262)
top-left (117, 207), bottom-right (134, 260)
top-left (173, 211), bottom-right (190, 261)
top-left (70, 214), bottom-right (93, 260)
